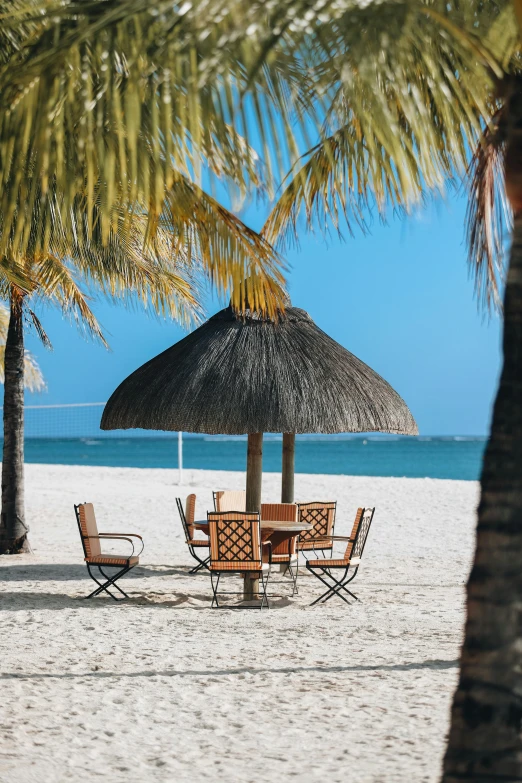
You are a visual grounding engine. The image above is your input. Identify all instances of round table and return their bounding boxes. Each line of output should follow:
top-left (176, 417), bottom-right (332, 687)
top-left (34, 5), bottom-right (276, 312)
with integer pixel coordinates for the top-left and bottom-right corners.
top-left (194, 520), bottom-right (313, 599)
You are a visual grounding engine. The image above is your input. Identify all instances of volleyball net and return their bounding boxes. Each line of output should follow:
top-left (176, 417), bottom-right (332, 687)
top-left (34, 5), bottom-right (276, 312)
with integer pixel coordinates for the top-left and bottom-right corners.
top-left (19, 402), bottom-right (178, 439)
top-left (3, 402), bottom-right (184, 480)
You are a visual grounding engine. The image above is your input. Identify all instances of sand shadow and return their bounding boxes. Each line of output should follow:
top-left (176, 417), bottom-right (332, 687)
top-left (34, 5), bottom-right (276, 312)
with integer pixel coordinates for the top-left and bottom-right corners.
top-left (0, 588), bottom-right (298, 611)
top-left (0, 658), bottom-right (459, 682)
top-left (0, 563), bottom-right (196, 581)
top-left (0, 590), bottom-right (210, 610)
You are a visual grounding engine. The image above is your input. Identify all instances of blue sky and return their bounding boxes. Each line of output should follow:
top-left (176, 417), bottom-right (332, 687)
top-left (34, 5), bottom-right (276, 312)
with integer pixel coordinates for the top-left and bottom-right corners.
top-left (23, 192), bottom-right (502, 436)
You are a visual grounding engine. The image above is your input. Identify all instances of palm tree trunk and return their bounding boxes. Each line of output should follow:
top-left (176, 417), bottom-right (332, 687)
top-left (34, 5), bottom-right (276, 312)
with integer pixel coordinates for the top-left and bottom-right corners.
top-left (0, 291), bottom-right (29, 554)
top-left (442, 217), bottom-right (522, 779)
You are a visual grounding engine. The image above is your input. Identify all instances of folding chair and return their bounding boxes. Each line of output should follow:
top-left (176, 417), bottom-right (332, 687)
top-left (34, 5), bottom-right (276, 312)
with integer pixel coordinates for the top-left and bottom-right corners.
top-left (207, 511), bottom-right (271, 609)
top-left (176, 494), bottom-right (210, 574)
top-left (260, 503), bottom-right (299, 596)
top-left (297, 502), bottom-right (337, 558)
top-left (74, 503), bottom-right (144, 601)
top-left (213, 490), bottom-right (246, 512)
top-left (306, 507), bottom-right (375, 606)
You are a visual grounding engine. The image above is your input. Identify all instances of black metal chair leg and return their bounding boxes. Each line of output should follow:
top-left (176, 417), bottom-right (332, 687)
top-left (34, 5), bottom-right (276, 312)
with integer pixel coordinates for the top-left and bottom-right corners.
top-left (320, 581), bottom-right (352, 605)
top-left (86, 564), bottom-right (118, 600)
top-left (322, 575), bottom-right (358, 604)
top-left (308, 567), bottom-right (351, 606)
top-left (210, 572), bottom-right (221, 608)
top-left (98, 565), bottom-right (130, 598)
top-left (85, 563), bottom-right (131, 600)
top-left (307, 567), bottom-right (335, 605)
top-left (286, 559), bottom-right (299, 596)
top-left (260, 570), bottom-right (270, 609)
top-left (307, 565), bottom-right (359, 606)
top-left (189, 553), bottom-right (210, 574)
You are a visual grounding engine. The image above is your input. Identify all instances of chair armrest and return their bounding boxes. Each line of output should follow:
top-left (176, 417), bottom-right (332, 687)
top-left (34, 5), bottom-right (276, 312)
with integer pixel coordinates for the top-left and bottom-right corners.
top-left (98, 533), bottom-right (144, 555)
top-left (319, 535), bottom-right (355, 542)
top-left (87, 534), bottom-right (136, 556)
top-left (262, 541), bottom-right (272, 566)
top-left (99, 533), bottom-right (143, 540)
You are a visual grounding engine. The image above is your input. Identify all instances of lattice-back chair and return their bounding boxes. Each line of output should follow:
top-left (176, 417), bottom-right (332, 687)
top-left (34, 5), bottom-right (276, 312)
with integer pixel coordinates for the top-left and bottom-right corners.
top-left (176, 494), bottom-right (210, 574)
top-left (213, 490), bottom-right (246, 512)
top-left (207, 511), bottom-right (271, 609)
top-left (297, 502), bottom-right (337, 557)
top-left (74, 502), bottom-right (144, 600)
top-left (306, 507), bottom-right (375, 606)
top-left (260, 503), bottom-right (299, 595)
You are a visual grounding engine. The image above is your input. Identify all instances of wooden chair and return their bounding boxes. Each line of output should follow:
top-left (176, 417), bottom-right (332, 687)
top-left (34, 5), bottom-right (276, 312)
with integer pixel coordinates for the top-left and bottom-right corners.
top-left (306, 507), bottom-right (375, 606)
top-left (260, 503), bottom-right (299, 596)
top-left (74, 502), bottom-right (144, 600)
top-left (213, 490), bottom-right (246, 512)
top-left (176, 494), bottom-right (210, 574)
top-left (297, 501), bottom-right (337, 557)
top-left (207, 511), bottom-right (271, 609)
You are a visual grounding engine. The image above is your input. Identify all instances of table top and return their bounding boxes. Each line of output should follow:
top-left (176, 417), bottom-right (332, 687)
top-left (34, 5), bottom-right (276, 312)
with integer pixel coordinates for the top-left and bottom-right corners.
top-left (261, 521), bottom-right (313, 532)
top-left (194, 520), bottom-right (313, 533)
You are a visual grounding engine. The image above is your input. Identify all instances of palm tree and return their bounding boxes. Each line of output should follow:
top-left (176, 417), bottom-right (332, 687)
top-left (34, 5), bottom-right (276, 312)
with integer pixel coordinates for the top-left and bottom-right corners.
top-left (441, 76), bottom-right (522, 782)
top-left (0, 183), bottom-right (288, 554)
top-left (3, 0), bottom-right (522, 775)
top-left (0, 199), bottom-right (205, 554)
top-left (257, 3), bottom-right (522, 777)
top-left (255, 5), bottom-right (522, 778)
top-left (256, 3), bottom-right (522, 776)
top-left (0, 2), bottom-right (290, 554)
top-left (0, 300), bottom-right (45, 551)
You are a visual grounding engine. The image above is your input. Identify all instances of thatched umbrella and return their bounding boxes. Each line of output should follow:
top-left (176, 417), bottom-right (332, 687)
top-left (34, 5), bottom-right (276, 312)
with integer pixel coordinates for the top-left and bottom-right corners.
top-left (101, 303), bottom-right (418, 510)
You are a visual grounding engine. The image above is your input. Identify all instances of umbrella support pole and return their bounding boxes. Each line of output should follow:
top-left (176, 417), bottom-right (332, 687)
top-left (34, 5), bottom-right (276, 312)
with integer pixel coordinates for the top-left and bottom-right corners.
top-left (281, 432), bottom-right (295, 503)
top-left (244, 572), bottom-right (259, 601)
top-left (245, 432), bottom-right (263, 600)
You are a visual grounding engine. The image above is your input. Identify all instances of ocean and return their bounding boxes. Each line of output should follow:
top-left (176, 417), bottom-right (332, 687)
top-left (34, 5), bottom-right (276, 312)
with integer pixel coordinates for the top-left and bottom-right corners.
top-left (20, 435), bottom-right (486, 481)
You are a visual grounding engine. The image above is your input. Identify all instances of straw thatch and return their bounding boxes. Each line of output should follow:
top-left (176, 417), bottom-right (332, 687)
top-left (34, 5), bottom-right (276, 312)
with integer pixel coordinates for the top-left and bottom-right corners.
top-left (101, 305), bottom-right (418, 435)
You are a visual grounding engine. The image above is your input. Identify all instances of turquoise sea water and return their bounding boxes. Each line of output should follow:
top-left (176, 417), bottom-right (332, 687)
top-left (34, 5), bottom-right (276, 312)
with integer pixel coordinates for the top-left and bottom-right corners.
top-left (19, 436), bottom-right (486, 481)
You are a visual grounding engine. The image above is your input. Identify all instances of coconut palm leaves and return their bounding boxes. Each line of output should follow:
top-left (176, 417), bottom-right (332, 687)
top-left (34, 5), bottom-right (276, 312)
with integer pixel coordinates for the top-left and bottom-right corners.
top-left (0, 0), bottom-right (517, 316)
top-left (0, 0), bottom-right (292, 314)
top-left (263, 2), bottom-right (518, 307)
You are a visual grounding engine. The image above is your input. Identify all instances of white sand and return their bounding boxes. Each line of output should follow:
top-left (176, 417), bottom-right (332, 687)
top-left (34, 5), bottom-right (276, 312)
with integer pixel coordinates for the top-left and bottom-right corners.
top-left (0, 464), bottom-right (478, 783)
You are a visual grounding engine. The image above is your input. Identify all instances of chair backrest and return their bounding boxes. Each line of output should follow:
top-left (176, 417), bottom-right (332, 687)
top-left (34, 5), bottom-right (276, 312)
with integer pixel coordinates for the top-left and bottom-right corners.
top-left (297, 502), bottom-right (336, 543)
top-left (260, 503), bottom-right (298, 523)
top-left (213, 490), bottom-right (246, 513)
top-left (176, 494), bottom-right (196, 541)
top-left (261, 503), bottom-right (298, 556)
top-left (344, 507), bottom-right (375, 563)
top-left (75, 502), bottom-right (101, 559)
top-left (207, 511), bottom-right (261, 569)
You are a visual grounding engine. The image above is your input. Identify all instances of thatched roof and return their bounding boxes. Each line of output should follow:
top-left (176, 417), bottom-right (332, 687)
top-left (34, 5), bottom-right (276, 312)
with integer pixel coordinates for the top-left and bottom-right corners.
top-left (101, 305), bottom-right (418, 435)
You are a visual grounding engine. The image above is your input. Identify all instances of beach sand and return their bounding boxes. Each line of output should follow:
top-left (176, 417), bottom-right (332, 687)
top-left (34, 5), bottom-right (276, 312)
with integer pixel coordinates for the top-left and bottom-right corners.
top-left (0, 463), bottom-right (478, 783)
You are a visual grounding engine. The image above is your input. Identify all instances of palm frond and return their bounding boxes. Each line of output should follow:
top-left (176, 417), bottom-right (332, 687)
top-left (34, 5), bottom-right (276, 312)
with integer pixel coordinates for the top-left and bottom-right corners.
top-left (160, 174), bottom-right (288, 315)
top-left (263, 0), bottom-right (514, 249)
top-left (0, 0), bottom-right (518, 314)
top-left (26, 305), bottom-right (51, 347)
top-left (31, 255), bottom-right (107, 345)
top-left (466, 111), bottom-right (511, 311)
top-left (0, 302), bottom-right (45, 391)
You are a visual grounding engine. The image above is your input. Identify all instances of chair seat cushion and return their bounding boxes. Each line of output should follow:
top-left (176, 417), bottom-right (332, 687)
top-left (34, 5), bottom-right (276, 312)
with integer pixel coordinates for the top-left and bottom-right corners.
top-left (87, 554), bottom-right (139, 566)
top-left (188, 538), bottom-right (209, 547)
top-left (210, 561), bottom-right (268, 572)
top-left (298, 540), bottom-right (333, 551)
top-left (307, 558), bottom-right (349, 568)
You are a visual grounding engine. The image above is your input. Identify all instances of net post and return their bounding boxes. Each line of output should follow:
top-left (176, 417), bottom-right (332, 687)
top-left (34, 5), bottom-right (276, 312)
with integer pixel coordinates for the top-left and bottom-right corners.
top-left (178, 431), bottom-right (183, 484)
